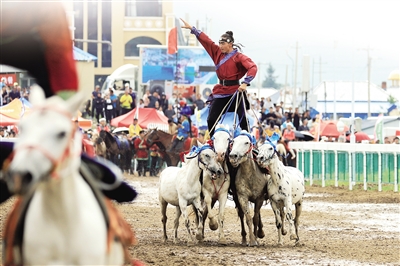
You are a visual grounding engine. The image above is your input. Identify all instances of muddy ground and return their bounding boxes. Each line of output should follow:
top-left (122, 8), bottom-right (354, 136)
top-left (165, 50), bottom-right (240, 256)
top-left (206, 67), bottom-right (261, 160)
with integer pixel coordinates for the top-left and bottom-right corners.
top-left (0, 173), bottom-right (399, 265)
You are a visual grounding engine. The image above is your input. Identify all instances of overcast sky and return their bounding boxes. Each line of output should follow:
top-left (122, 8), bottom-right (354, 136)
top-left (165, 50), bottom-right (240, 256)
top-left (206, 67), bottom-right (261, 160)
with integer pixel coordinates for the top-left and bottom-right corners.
top-left (173, 0), bottom-right (400, 88)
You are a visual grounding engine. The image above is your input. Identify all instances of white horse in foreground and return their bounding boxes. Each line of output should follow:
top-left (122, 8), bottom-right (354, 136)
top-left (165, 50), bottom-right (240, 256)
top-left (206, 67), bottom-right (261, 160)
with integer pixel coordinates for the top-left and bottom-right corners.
top-left (3, 87), bottom-right (128, 265)
top-left (200, 124), bottom-right (231, 244)
top-left (256, 142), bottom-right (305, 246)
top-left (159, 143), bottom-right (223, 245)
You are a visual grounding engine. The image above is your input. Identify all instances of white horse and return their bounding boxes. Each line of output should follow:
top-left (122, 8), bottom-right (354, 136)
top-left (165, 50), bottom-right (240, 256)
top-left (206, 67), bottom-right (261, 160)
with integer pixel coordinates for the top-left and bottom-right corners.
top-left (200, 124), bottom-right (231, 244)
top-left (229, 130), bottom-right (269, 246)
top-left (159, 142), bottom-right (223, 245)
top-left (256, 142), bottom-right (305, 246)
top-left (3, 86), bottom-right (127, 265)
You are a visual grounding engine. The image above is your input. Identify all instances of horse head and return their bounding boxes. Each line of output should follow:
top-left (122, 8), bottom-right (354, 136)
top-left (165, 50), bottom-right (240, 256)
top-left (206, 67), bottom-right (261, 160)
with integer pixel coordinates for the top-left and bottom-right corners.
top-left (229, 130), bottom-right (255, 168)
top-left (256, 143), bottom-right (276, 168)
top-left (186, 143), bottom-right (223, 179)
top-left (212, 124), bottom-right (232, 163)
top-left (5, 85), bottom-right (88, 195)
top-left (145, 128), bottom-right (159, 146)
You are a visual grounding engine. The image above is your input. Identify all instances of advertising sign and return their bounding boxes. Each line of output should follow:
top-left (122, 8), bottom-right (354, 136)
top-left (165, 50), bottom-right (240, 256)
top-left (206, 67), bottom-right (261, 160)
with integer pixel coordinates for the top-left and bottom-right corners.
top-left (139, 45), bottom-right (217, 85)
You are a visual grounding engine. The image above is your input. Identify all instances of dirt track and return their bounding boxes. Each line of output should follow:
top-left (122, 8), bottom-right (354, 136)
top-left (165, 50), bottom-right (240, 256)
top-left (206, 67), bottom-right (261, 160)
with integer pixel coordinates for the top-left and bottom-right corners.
top-left (1, 174), bottom-right (399, 265)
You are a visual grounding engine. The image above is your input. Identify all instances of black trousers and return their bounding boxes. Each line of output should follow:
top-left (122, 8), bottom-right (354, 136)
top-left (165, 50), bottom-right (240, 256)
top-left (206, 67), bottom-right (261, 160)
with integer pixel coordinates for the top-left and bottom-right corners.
top-left (137, 160), bottom-right (147, 176)
top-left (207, 93), bottom-right (250, 137)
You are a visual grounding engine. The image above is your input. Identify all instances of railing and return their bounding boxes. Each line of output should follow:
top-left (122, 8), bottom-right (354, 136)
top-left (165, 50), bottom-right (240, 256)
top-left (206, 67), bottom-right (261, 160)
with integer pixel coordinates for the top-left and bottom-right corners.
top-left (290, 142), bottom-right (399, 192)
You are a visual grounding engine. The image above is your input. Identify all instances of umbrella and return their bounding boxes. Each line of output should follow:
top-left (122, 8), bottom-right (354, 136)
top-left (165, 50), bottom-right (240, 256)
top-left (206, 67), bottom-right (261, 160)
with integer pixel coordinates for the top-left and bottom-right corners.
top-left (310, 120), bottom-right (349, 138)
top-left (299, 131), bottom-right (315, 141)
top-left (112, 127), bottom-right (130, 134)
top-left (346, 132), bottom-right (370, 142)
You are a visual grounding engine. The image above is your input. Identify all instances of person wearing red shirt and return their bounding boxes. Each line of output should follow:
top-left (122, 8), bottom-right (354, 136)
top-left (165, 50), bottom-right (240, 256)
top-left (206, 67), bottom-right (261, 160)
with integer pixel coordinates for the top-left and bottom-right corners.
top-left (283, 124), bottom-right (296, 141)
top-left (181, 18), bottom-right (257, 137)
top-left (134, 130), bottom-right (149, 177)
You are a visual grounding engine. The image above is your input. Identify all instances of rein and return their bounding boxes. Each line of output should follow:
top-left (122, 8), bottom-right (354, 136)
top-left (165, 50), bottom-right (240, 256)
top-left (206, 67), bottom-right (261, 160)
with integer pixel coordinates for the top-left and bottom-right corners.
top-left (6, 106), bottom-right (78, 179)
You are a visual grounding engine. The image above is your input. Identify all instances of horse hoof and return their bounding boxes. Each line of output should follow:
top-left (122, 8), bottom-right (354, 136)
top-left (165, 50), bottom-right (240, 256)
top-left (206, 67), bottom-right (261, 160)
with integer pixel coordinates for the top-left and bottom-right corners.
top-left (277, 242), bottom-right (283, 247)
top-left (196, 233), bottom-right (203, 241)
top-left (282, 229), bottom-right (288, 236)
top-left (187, 241), bottom-right (196, 247)
top-left (294, 240), bottom-right (301, 247)
top-left (219, 238), bottom-right (227, 246)
top-left (248, 241), bottom-right (258, 247)
top-left (257, 230), bottom-right (265, 239)
top-left (290, 234), bottom-right (297, 240)
top-left (209, 219), bottom-right (218, 231)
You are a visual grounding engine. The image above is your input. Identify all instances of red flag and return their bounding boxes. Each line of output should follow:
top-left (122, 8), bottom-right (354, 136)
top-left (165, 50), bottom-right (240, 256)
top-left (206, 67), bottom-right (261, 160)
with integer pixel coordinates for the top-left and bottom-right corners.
top-left (168, 27), bottom-right (178, 54)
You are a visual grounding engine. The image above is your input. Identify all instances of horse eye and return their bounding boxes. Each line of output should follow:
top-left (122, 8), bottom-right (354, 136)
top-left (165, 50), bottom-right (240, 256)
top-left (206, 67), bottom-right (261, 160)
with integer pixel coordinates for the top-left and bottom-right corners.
top-left (205, 154), bottom-right (210, 158)
top-left (269, 147), bottom-right (273, 151)
top-left (57, 131), bottom-right (66, 139)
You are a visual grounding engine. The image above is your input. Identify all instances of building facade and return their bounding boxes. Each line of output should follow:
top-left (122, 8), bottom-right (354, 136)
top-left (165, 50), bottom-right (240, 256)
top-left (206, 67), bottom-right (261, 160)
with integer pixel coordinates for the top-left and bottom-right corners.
top-left (64, 0), bottom-right (181, 89)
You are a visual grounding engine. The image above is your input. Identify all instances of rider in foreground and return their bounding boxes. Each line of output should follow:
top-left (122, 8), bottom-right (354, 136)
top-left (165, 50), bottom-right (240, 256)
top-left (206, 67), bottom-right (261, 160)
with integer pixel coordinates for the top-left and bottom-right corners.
top-left (180, 18), bottom-right (257, 137)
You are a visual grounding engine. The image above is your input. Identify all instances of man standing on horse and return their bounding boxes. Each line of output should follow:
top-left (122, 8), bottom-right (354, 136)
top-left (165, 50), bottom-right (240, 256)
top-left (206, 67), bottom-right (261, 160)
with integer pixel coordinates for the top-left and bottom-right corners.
top-left (180, 18), bottom-right (257, 137)
top-left (168, 115), bottom-right (190, 153)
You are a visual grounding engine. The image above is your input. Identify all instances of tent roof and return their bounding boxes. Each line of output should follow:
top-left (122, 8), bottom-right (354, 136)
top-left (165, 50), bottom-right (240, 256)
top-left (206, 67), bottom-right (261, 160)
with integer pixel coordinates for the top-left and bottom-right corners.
top-left (111, 107), bottom-right (168, 128)
top-left (0, 113), bottom-right (18, 126)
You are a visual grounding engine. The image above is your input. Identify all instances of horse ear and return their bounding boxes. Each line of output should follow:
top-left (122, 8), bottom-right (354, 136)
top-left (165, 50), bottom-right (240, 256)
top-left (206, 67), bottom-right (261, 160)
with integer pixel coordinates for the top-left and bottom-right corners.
top-left (66, 90), bottom-right (90, 116)
top-left (28, 85), bottom-right (46, 106)
top-left (197, 140), bottom-right (203, 147)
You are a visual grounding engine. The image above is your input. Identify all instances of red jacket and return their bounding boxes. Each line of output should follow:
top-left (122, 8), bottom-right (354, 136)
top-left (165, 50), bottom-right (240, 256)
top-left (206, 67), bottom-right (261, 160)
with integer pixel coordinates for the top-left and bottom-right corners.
top-left (82, 139), bottom-right (95, 157)
top-left (134, 137), bottom-right (149, 159)
top-left (197, 32), bottom-right (257, 95)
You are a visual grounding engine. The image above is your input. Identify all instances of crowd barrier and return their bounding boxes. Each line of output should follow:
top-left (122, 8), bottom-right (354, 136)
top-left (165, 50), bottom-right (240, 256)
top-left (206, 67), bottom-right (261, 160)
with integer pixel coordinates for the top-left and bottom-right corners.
top-left (289, 142), bottom-right (399, 192)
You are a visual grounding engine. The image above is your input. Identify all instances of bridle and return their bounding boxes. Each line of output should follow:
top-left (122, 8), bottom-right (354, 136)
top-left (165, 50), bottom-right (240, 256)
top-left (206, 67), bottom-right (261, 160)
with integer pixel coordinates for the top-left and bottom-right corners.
top-left (186, 144), bottom-right (218, 175)
top-left (5, 106), bottom-right (78, 179)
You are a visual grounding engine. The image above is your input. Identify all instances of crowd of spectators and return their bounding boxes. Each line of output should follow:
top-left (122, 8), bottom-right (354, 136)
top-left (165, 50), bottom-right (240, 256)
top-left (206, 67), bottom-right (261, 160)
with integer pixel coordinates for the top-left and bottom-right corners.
top-left (0, 79), bottom-right (30, 106)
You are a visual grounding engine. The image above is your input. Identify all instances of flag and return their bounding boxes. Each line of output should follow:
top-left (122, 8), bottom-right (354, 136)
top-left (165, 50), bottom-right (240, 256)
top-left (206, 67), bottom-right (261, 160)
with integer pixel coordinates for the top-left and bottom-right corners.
top-left (168, 27), bottom-right (178, 54)
top-left (374, 114), bottom-right (384, 143)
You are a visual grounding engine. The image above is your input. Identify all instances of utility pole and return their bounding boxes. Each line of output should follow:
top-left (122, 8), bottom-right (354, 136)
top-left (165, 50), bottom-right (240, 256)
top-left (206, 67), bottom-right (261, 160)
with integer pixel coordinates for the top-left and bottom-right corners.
top-left (293, 41), bottom-right (299, 108)
top-left (360, 46), bottom-right (373, 117)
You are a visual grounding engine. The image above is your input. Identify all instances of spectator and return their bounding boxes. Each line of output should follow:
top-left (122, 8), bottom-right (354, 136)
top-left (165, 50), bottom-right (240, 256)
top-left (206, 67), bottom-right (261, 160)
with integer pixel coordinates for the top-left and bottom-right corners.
top-left (198, 131), bottom-right (206, 144)
top-left (177, 92), bottom-right (186, 106)
top-left (9, 83), bottom-right (20, 100)
top-left (281, 118), bottom-right (294, 131)
top-left (1, 85), bottom-right (9, 105)
top-left (138, 99), bottom-right (145, 108)
top-left (154, 101), bottom-right (163, 114)
top-left (193, 93), bottom-right (205, 111)
top-left (264, 107), bottom-right (277, 125)
top-left (282, 124), bottom-right (295, 141)
top-left (128, 85), bottom-right (136, 110)
top-left (298, 119), bottom-right (310, 131)
top-left (393, 136), bottom-right (399, 144)
top-left (147, 91), bottom-right (159, 108)
top-left (164, 104), bottom-right (176, 121)
top-left (274, 104), bottom-right (283, 126)
top-left (128, 118), bottom-right (142, 139)
top-left (384, 137), bottom-right (391, 144)
top-left (119, 89), bottom-right (133, 115)
top-left (142, 89), bottom-right (150, 107)
top-left (149, 144), bottom-right (160, 176)
top-left (0, 127), bottom-right (4, 139)
top-left (168, 92), bottom-right (178, 106)
top-left (293, 107), bottom-right (301, 130)
top-left (104, 94), bottom-right (114, 124)
top-left (97, 118), bottom-right (110, 132)
top-left (91, 85), bottom-right (101, 118)
top-left (159, 93), bottom-right (168, 112)
top-left (134, 130), bottom-right (149, 177)
top-left (93, 91), bottom-right (104, 123)
top-left (168, 119), bottom-right (178, 136)
top-left (264, 120), bottom-right (281, 138)
top-left (109, 89), bottom-right (118, 118)
top-left (82, 130), bottom-right (95, 157)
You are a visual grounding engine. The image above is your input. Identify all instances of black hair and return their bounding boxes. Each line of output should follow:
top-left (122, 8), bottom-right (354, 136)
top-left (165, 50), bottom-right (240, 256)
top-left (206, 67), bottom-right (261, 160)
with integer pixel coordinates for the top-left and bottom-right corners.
top-left (221, 31), bottom-right (244, 52)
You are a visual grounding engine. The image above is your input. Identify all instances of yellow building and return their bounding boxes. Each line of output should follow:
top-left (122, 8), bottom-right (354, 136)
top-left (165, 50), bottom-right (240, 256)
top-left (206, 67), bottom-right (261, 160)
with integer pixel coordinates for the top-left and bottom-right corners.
top-left (64, 0), bottom-right (183, 90)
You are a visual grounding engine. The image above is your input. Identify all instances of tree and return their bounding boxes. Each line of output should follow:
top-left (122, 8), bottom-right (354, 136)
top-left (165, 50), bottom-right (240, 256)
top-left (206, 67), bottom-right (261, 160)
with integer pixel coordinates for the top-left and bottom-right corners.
top-left (387, 94), bottom-right (398, 104)
top-left (262, 63), bottom-right (280, 89)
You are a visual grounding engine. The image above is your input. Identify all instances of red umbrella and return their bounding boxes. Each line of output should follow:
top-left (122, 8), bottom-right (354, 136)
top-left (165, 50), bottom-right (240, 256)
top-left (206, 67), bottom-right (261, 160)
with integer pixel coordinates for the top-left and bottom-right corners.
top-left (346, 132), bottom-right (370, 142)
top-left (310, 120), bottom-right (349, 138)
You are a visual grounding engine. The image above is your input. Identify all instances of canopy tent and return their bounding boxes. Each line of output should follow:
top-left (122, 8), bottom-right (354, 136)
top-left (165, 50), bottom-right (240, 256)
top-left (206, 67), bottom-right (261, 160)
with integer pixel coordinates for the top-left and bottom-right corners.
top-left (191, 106), bottom-right (256, 131)
top-left (0, 113), bottom-right (19, 126)
top-left (0, 98), bottom-right (31, 120)
top-left (111, 107), bottom-right (168, 129)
